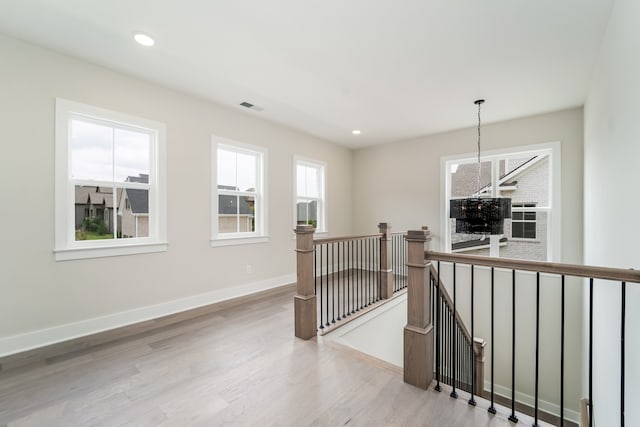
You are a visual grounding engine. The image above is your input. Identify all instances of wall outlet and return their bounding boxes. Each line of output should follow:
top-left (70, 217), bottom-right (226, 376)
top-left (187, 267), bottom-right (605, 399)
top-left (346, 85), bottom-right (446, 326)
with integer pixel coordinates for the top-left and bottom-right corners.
top-left (246, 264), bottom-right (252, 274)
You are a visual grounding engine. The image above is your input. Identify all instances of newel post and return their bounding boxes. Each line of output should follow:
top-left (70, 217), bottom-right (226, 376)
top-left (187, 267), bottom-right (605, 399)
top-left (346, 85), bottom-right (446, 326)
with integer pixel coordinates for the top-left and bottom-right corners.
top-left (294, 224), bottom-right (316, 339)
top-left (474, 338), bottom-right (486, 396)
top-left (403, 228), bottom-right (434, 389)
top-left (378, 222), bottom-right (394, 299)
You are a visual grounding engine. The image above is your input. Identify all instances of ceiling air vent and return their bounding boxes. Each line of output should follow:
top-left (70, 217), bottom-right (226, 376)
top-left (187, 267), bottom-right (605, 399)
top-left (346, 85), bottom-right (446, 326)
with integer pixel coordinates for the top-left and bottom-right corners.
top-left (239, 101), bottom-right (264, 112)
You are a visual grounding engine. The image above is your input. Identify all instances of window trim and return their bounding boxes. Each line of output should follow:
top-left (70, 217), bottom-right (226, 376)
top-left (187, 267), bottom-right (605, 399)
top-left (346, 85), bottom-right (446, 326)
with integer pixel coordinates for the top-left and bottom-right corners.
top-left (210, 136), bottom-right (268, 247)
top-left (440, 141), bottom-right (561, 261)
top-left (293, 156), bottom-right (327, 235)
top-left (54, 98), bottom-right (167, 261)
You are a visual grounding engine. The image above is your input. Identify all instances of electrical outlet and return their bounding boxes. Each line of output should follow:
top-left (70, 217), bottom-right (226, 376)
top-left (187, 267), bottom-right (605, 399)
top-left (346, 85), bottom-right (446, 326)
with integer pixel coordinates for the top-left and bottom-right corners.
top-left (246, 264), bottom-right (252, 274)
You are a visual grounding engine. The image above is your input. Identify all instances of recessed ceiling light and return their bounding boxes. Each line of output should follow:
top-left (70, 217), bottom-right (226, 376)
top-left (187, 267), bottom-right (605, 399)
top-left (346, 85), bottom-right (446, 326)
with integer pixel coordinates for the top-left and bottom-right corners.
top-left (134, 33), bottom-right (155, 47)
top-left (352, 130), bottom-right (361, 135)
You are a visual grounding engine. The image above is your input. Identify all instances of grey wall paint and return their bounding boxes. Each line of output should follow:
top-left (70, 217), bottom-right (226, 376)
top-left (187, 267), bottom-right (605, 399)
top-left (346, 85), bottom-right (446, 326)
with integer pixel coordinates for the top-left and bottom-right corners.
top-left (0, 34), bottom-right (353, 349)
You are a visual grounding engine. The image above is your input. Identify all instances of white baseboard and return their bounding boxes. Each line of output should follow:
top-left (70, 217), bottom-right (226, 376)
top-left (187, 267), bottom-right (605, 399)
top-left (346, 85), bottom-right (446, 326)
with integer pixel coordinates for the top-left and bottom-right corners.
top-left (0, 274), bottom-right (295, 357)
top-left (484, 380), bottom-right (580, 424)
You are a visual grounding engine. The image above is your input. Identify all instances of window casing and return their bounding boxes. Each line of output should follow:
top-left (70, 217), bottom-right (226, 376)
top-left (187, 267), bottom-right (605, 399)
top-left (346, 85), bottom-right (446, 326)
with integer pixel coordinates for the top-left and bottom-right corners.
top-left (294, 157), bottom-right (326, 233)
top-left (54, 98), bottom-right (167, 261)
top-left (441, 142), bottom-right (560, 261)
top-left (211, 137), bottom-right (267, 246)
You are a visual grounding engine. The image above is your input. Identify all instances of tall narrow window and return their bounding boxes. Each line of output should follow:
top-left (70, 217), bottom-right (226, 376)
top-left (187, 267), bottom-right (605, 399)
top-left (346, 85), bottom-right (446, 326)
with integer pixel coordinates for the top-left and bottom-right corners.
top-left (55, 99), bottom-right (167, 260)
top-left (294, 157), bottom-right (326, 233)
top-left (211, 137), bottom-right (267, 246)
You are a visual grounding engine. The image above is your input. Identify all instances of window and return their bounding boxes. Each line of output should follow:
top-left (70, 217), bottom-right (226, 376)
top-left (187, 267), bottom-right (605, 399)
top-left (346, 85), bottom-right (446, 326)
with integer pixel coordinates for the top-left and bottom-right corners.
top-left (211, 137), bottom-right (267, 246)
top-left (55, 99), bottom-right (167, 261)
top-left (294, 157), bottom-right (326, 233)
top-left (511, 203), bottom-right (537, 239)
top-left (442, 142), bottom-right (560, 261)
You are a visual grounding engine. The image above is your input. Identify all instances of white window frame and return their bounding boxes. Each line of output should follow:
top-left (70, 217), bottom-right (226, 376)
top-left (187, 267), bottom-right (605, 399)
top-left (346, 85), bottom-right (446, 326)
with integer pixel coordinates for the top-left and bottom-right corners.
top-left (54, 98), bottom-right (167, 261)
top-left (211, 136), bottom-right (268, 247)
top-left (440, 141), bottom-right (561, 261)
top-left (293, 156), bottom-right (327, 235)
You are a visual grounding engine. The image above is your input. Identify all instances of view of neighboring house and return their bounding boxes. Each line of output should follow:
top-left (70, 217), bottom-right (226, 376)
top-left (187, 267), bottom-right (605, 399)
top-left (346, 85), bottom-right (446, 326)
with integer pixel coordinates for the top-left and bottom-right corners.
top-left (217, 185), bottom-right (255, 233)
top-left (296, 200), bottom-right (318, 227)
top-left (118, 174), bottom-right (149, 238)
top-left (451, 155), bottom-right (549, 260)
top-left (74, 185), bottom-right (116, 234)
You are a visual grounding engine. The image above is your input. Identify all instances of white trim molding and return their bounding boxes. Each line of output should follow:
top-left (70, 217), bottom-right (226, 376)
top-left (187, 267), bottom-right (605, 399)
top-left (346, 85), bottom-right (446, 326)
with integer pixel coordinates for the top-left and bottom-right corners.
top-left (54, 98), bottom-right (168, 261)
top-left (0, 274), bottom-right (295, 357)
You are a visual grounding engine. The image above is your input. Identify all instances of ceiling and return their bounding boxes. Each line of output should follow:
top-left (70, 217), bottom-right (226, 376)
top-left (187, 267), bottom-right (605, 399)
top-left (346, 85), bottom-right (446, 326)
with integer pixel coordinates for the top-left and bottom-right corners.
top-left (0, 0), bottom-right (613, 148)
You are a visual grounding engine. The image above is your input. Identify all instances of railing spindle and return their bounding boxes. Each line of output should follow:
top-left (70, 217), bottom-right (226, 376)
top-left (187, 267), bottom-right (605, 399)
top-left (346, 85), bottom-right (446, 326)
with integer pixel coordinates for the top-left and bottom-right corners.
top-left (350, 240), bottom-right (354, 314)
top-left (319, 244), bottom-right (324, 330)
top-left (561, 275), bottom-right (565, 427)
top-left (451, 262), bottom-right (458, 399)
top-left (534, 271), bottom-right (540, 426)
top-left (589, 277), bottom-right (593, 427)
top-left (621, 281), bottom-right (626, 427)
top-left (509, 269), bottom-right (518, 423)
top-left (469, 264), bottom-right (476, 406)
top-left (337, 242), bottom-right (341, 321)
top-left (325, 244), bottom-right (330, 327)
top-left (435, 261), bottom-right (442, 392)
top-left (331, 243), bottom-right (336, 324)
top-left (488, 267), bottom-right (496, 414)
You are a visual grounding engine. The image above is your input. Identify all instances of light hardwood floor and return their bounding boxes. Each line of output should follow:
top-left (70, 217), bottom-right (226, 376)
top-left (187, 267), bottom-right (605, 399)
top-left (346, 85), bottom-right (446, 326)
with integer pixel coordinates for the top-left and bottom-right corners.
top-left (0, 285), bottom-right (551, 427)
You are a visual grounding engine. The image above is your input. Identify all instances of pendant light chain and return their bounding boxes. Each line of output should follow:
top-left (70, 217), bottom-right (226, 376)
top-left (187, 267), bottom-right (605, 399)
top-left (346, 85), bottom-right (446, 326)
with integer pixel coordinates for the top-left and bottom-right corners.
top-left (476, 100), bottom-right (483, 197)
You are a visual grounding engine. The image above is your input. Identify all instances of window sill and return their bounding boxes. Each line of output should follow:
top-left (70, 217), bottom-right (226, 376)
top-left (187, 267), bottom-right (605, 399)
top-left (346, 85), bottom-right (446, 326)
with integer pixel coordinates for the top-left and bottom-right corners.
top-left (210, 235), bottom-right (269, 247)
top-left (54, 242), bottom-right (168, 261)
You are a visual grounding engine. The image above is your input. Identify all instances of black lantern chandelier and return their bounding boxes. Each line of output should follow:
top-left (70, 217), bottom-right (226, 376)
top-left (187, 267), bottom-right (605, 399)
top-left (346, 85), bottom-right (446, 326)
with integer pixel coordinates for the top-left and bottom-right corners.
top-left (449, 100), bottom-right (511, 235)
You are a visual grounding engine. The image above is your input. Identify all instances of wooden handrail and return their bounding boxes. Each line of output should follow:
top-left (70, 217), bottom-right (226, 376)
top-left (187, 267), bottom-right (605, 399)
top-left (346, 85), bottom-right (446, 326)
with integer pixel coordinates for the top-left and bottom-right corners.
top-left (426, 250), bottom-right (640, 283)
top-left (314, 233), bottom-right (382, 245)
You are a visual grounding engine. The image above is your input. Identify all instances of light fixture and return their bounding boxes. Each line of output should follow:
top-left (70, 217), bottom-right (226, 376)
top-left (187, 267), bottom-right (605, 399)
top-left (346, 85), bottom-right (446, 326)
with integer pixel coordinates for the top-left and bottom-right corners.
top-left (449, 100), bottom-right (511, 235)
top-left (134, 33), bottom-right (155, 47)
top-left (352, 130), bottom-right (361, 135)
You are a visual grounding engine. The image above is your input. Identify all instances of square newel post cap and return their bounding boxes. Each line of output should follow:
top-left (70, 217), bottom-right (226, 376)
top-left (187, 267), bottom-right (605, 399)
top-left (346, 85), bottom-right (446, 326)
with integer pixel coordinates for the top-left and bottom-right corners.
top-left (378, 222), bottom-right (391, 230)
top-left (294, 224), bottom-right (315, 234)
top-left (405, 227), bottom-right (432, 242)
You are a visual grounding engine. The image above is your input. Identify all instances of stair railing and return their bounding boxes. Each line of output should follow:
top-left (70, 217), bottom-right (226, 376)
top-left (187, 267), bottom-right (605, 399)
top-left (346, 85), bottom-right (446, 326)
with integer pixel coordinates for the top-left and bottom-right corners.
top-left (294, 222), bottom-right (409, 337)
top-left (430, 263), bottom-right (485, 398)
top-left (402, 235), bottom-right (640, 427)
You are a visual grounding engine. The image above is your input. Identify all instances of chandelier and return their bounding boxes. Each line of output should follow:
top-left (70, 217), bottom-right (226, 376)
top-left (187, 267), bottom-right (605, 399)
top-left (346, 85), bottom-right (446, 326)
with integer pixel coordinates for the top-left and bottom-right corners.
top-left (449, 100), bottom-right (511, 235)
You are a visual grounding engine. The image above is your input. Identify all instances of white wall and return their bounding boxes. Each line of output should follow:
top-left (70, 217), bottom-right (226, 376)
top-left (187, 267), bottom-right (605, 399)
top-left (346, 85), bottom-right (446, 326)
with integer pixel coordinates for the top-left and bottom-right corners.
top-left (584, 0), bottom-right (640, 424)
top-left (0, 34), bottom-right (352, 355)
top-left (352, 108), bottom-right (585, 419)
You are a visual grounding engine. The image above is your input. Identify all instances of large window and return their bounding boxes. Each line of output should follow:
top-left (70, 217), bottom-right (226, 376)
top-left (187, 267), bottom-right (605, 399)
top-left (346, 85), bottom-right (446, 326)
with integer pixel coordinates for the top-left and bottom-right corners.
top-left (54, 99), bottom-right (167, 260)
top-left (294, 157), bottom-right (326, 233)
top-left (211, 137), bottom-right (267, 246)
top-left (442, 142), bottom-right (560, 261)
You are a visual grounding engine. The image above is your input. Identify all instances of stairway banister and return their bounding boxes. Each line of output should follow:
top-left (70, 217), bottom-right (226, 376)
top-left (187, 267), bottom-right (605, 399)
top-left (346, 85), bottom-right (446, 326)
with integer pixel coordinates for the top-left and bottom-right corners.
top-left (426, 250), bottom-right (640, 283)
top-left (429, 264), bottom-right (474, 348)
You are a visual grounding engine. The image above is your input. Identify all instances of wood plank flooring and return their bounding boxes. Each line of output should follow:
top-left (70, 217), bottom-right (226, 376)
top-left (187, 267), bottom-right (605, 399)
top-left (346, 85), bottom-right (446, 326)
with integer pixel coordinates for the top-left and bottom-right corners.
top-left (0, 285), bottom-right (551, 426)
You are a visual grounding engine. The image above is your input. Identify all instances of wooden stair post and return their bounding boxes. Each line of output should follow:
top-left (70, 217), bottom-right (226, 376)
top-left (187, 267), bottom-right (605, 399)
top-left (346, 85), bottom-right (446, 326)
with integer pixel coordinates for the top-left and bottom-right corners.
top-left (294, 224), bottom-right (317, 339)
top-left (379, 222), bottom-right (393, 299)
top-left (474, 337), bottom-right (486, 396)
top-left (403, 228), bottom-right (434, 389)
